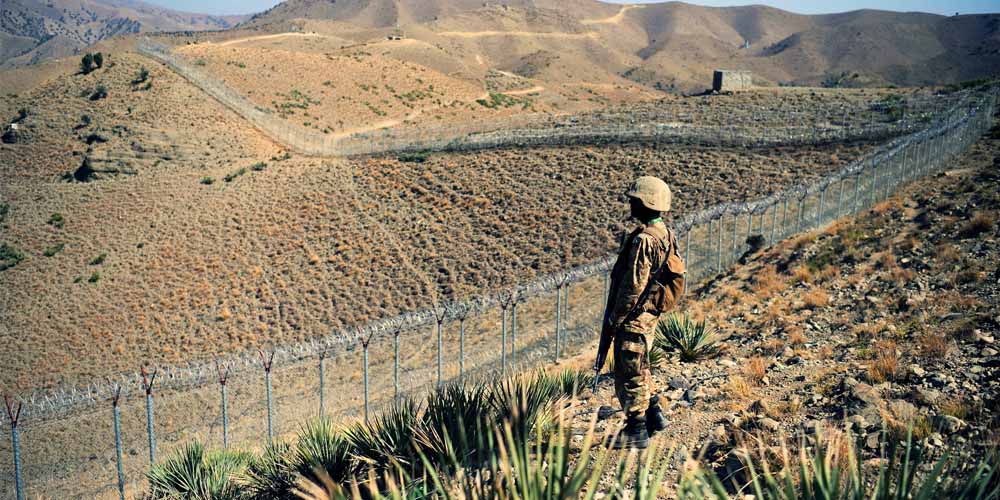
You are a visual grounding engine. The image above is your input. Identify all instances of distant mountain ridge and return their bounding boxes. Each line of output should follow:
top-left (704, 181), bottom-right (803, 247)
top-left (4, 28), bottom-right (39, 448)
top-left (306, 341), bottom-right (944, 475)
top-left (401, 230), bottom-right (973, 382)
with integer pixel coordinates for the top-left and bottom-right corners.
top-left (239, 0), bottom-right (1000, 89)
top-left (0, 0), bottom-right (247, 68)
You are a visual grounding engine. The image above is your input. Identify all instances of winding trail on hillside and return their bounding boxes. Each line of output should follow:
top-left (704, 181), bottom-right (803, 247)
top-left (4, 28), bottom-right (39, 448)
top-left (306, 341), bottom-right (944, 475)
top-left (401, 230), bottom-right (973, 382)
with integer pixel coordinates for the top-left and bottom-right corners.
top-left (215, 32), bottom-right (333, 47)
top-left (435, 30), bottom-right (597, 39)
top-left (502, 85), bottom-right (545, 96)
top-left (581, 4), bottom-right (643, 25)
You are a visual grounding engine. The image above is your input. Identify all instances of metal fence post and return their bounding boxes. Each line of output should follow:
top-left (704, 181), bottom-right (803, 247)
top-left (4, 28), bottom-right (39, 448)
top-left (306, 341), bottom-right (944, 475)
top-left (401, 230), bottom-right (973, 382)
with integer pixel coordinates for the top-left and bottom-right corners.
top-left (769, 203), bottom-right (777, 244)
top-left (141, 367), bottom-right (157, 465)
top-left (500, 300), bottom-right (508, 373)
top-left (112, 386), bottom-right (125, 500)
top-left (836, 177), bottom-right (845, 218)
top-left (684, 229), bottom-right (691, 271)
top-left (511, 300), bottom-right (518, 369)
top-left (781, 198), bottom-right (789, 239)
top-left (554, 285), bottom-right (562, 362)
top-left (562, 284), bottom-right (570, 338)
top-left (4, 396), bottom-right (24, 500)
top-left (817, 187), bottom-right (826, 224)
top-left (458, 317), bottom-right (466, 379)
top-left (361, 338), bottom-right (370, 422)
top-left (853, 172), bottom-right (862, 214)
top-left (797, 197), bottom-right (805, 233)
top-left (731, 213), bottom-right (738, 263)
top-left (436, 319), bottom-right (444, 388)
top-left (318, 353), bottom-right (326, 416)
top-left (259, 350), bottom-right (275, 443)
top-left (216, 362), bottom-right (229, 449)
top-left (716, 216), bottom-right (724, 271)
top-left (393, 330), bottom-right (400, 397)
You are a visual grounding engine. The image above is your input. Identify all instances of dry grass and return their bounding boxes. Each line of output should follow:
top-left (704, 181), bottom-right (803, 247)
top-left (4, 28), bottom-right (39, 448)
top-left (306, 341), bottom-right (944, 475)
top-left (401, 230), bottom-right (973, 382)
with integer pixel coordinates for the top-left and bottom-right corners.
top-left (801, 287), bottom-right (830, 309)
top-left (752, 265), bottom-right (785, 299)
top-left (723, 375), bottom-right (754, 400)
top-left (787, 326), bottom-right (806, 346)
top-left (867, 340), bottom-right (900, 383)
top-left (718, 283), bottom-right (745, 304)
top-left (789, 265), bottom-right (814, 284)
top-left (917, 332), bottom-right (952, 359)
top-left (762, 337), bottom-right (786, 355)
top-left (940, 396), bottom-right (973, 420)
top-left (960, 212), bottom-right (995, 238)
top-left (744, 356), bottom-right (768, 386)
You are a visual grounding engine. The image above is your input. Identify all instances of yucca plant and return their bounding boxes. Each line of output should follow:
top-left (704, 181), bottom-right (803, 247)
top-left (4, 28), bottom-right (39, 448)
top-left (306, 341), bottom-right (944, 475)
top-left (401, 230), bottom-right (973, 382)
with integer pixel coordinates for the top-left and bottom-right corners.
top-left (678, 426), bottom-right (1000, 500)
top-left (415, 381), bottom-right (497, 471)
top-left (342, 398), bottom-right (422, 476)
top-left (549, 369), bottom-right (594, 398)
top-left (147, 441), bottom-right (252, 500)
top-left (243, 442), bottom-right (298, 500)
top-left (655, 313), bottom-right (722, 362)
top-left (489, 372), bottom-right (566, 447)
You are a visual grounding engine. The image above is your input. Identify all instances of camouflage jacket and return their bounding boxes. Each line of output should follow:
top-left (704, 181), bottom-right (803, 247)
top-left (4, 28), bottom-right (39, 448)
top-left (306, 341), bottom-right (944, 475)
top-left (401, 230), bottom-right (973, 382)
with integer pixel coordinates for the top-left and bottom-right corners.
top-left (606, 219), bottom-right (672, 338)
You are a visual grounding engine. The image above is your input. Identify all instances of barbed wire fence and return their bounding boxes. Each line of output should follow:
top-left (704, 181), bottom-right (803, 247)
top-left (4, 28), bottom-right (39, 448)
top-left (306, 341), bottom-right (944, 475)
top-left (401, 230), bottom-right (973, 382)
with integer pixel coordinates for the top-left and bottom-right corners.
top-left (135, 39), bottom-right (970, 158)
top-left (0, 47), bottom-right (996, 499)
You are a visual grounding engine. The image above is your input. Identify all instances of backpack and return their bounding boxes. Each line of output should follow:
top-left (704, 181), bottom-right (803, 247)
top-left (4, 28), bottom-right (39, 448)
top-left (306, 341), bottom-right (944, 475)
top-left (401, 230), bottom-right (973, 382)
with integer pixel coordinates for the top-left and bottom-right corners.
top-left (640, 225), bottom-right (687, 315)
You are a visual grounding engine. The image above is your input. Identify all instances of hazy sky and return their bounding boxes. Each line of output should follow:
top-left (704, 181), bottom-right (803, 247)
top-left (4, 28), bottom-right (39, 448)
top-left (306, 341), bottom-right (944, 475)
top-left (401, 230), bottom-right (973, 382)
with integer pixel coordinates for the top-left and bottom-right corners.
top-left (148, 0), bottom-right (998, 17)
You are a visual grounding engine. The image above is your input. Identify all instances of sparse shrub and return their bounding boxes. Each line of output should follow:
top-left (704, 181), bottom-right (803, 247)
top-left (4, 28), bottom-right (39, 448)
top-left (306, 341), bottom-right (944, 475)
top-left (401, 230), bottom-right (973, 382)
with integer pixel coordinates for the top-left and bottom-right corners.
top-left (0, 203), bottom-right (8, 224)
top-left (867, 340), bottom-right (899, 383)
top-left (655, 313), bottom-right (722, 362)
top-left (960, 212), bottom-right (995, 238)
top-left (251, 162), bottom-right (267, 171)
top-left (80, 53), bottom-right (95, 74)
top-left (87, 272), bottom-right (100, 283)
top-left (48, 213), bottom-right (65, 228)
top-left (93, 52), bottom-right (103, 68)
top-left (398, 151), bottom-right (430, 163)
top-left (743, 356), bottom-right (767, 385)
top-left (223, 167), bottom-right (247, 182)
top-left (722, 375), bottom-right (753, 400)
top-left (132, 67), bottom-right (149, 85)
top-left (752, 264), bottom-right (784, 298)
top-left (917, 332), bottom-right (952, 359)
top-left (790, 264), bottom-right (813, 284)
top-left (90, 253), bottom-right (106, 265)
top-left (90, 85), bottom-right (108, 101)
top-left (0, 244), bottom-right (25, 271)
top-left (43, 243), bottom-right (64, 257)
top-left (201, 176), bottom-right (215, 185)
top-left (802, 286), bottom-right (830, 309)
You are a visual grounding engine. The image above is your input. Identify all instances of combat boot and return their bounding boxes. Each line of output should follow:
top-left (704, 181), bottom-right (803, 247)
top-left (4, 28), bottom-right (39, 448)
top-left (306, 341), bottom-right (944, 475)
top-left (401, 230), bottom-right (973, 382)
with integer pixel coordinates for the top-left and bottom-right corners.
top-left (610, 415), bottom-right (649, 449)
top-left (645, 395), bottom-right (668, 436)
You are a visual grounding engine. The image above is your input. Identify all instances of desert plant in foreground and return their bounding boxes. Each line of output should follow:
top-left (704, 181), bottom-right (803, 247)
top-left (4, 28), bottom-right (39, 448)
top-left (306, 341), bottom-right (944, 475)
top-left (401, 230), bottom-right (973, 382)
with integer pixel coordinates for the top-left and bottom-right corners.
top-left (147, 441), bottom-right (252, 499)
top-left (679, 427), bottom-right (1000, 499)
top-left (655, 313), bottom-right (722, 362)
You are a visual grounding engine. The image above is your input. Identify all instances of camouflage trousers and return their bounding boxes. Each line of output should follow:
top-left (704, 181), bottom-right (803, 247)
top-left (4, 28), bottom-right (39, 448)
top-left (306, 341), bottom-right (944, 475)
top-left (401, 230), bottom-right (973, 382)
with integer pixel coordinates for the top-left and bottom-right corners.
top-left (613, 330), bottom-right (654, 419)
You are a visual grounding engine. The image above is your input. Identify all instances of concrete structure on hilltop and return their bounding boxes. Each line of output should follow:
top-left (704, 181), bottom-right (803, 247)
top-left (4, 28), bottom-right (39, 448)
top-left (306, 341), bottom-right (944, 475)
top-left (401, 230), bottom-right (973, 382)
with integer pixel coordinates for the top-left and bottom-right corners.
top-left (713, 70), bottom-right (753, 92)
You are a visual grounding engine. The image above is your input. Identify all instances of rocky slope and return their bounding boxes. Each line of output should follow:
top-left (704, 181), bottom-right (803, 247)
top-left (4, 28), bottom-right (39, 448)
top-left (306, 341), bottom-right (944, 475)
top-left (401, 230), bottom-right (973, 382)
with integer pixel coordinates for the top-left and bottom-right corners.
top-left (0, 0), bottom-right (247, 68)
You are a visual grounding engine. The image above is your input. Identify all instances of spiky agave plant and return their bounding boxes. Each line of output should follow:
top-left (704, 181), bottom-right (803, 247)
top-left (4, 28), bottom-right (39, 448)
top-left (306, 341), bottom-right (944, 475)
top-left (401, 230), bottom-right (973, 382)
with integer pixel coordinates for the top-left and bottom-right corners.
top-left (342, 398), bottom-right (422, 477)
top-left (243, 442), bottom-right (298, 500)
top-left (655, 313), bottom-right (722, 362)
top-left (286, 418), bottom-right (355, 499)
top-left (147, 441), bottom-right (252, 500)
top-left (549, 369), bottom-right (595, 399)
top-left (677, 426), bottom-right (1000, 500)
top-left (415, 381), bottom-right (497, 471)
top-left (489, 372), bottom-right (565, 447)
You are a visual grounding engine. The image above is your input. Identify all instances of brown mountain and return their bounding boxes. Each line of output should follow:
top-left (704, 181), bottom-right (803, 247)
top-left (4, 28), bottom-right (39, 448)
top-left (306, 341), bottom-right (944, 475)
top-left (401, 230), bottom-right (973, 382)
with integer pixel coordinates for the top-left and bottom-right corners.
top-left (0, 0), bottom-right (248, 68)
top-left (240, 0), bottom-right (1000, 89)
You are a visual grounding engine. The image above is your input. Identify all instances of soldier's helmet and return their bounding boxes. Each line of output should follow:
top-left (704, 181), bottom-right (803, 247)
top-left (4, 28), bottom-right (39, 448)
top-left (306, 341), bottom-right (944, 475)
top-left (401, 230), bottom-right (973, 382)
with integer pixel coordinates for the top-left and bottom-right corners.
top-left (625, 176), bottom-right (672, 212)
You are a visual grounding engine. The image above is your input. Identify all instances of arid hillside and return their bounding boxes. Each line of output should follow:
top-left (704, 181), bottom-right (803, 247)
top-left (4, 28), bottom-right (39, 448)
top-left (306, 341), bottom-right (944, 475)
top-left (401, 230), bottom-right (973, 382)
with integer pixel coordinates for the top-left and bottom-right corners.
top-left (0, 45), bottom-right (904, 391)
top-left (0, 0), bottom-right (247, 68)
top-left (234, 0), bottom-right (1000, 92)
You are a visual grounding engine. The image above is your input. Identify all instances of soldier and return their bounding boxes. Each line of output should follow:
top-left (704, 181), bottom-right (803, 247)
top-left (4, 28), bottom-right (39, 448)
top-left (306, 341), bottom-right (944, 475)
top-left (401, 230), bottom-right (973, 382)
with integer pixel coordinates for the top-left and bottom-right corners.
top-left (604, 176), bottom-right (686, 449)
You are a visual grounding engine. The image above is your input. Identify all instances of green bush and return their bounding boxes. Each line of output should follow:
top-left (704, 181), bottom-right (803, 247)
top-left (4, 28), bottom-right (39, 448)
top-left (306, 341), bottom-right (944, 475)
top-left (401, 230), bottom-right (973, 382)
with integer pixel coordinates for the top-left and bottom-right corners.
top-left (90, 85), bottom-right (108, 101)
top-left (132, 67), bottom-right (149, 85)
top-left (80, 53), bottom-right (95, 75)
top-left (43, 243), bottom-right (64, 257)
top-left (224, 167), bottom-right (247, 183)
top-left (201, 176), bottom-right (215, 185)
top-left (48, 213), bottom-right (64, 228)
top-left (655, 313), bottom-right (722, 362)
top-left (93, 52), bottom-right (103, 68)
top-left (251, 162), bottom-right (267, 172)
top-left (0, 203), bottom-right (9, 224)
top-left (87, 272), bottom-right (100, 283)
top-left (397, 151), bottom-right (429, 163)
top-left (89, 253), bottom-right (106, 265)
top-left (0, 244), bottom-right (25, 271)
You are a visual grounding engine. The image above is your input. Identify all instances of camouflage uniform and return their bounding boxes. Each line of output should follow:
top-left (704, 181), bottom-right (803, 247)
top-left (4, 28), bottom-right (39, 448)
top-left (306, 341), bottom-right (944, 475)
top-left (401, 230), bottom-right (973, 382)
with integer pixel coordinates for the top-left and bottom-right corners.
top-left (607, 218), bottom-right (672, 419)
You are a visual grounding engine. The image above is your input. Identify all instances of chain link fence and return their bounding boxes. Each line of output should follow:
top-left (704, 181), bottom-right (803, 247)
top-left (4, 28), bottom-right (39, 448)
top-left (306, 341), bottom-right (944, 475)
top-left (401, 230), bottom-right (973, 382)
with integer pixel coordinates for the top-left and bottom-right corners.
top-left (135, 39), bottom-right (969, 158)
top-left (1, 45), bottom-right (996, 500)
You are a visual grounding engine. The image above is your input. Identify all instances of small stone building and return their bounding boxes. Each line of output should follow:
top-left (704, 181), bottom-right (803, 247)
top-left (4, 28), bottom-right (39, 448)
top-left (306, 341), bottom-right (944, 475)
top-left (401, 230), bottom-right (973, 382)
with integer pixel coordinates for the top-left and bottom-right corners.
top-left (712, 70), bottom-right (753, 92)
